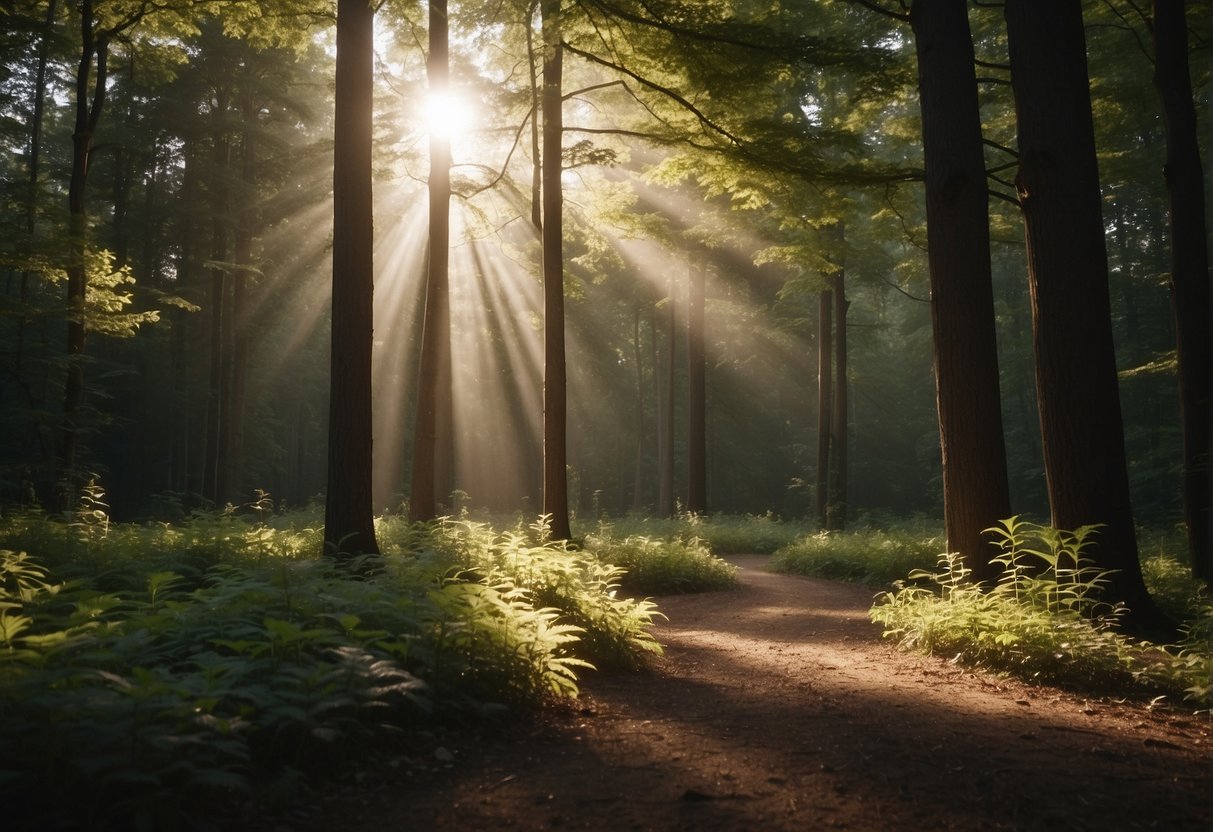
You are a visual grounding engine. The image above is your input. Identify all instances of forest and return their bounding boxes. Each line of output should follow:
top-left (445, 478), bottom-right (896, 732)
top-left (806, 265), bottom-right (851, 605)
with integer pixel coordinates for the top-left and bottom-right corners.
top-left (0, 0), bottom-right (1209, 829)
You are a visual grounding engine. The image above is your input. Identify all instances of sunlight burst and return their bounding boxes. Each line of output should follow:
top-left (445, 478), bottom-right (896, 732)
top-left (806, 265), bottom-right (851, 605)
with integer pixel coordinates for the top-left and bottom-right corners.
top-left (425, 90), bottom-right (474, 140)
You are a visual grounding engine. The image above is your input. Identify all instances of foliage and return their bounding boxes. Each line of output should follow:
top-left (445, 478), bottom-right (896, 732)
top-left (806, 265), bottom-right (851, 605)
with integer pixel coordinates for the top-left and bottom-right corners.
top-left (425, 517), bottom-right (666, 671)
top-left (0, 505), bottom-right (669, 828)
top-left (869, 518), bottom-right (1210, 706)
top-left (587, 512), bottom-right (809, 555)
top-left (582, 528), bottom-right (738, 595)
top-left (769, 525), bottom-right (943, 586)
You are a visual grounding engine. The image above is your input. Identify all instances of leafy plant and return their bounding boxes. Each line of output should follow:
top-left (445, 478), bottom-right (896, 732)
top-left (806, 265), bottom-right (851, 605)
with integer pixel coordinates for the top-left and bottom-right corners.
top-left (770, 527), bottom-right (942, 585)
top-left (870, 518), bottom-right (1210, 705)
top-left (581, 532), bottom-right (738, 594)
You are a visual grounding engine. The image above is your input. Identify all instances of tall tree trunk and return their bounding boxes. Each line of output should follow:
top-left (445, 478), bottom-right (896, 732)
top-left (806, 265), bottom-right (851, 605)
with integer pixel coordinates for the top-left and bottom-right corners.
top-left (203, 129), bottom-right (230, 505)
top-left (540, 0), bottom-right (571, 540)
top-left (827, 268), bottom-right (849, 531)
top-left (229, 94), bottom-right (257, 505)
top-left (61, 1), bottom-right (109, 505)
top-left (172, 144), bottom-right (197, 496)
top-left (1005, 0), bottom-right (1162, 629)
top-left (659, 274), bottom-right (676, 517)
top-left (1152, 0), bottom-right (1211, 583)
top-left (814, 288), bottom-right (832, 529)
top-left (911, 0), bottom-right (1011, 582)
top-left (410, 0), bottom-right (453, 522)
top-left (686, 257), bottom-right (707, 514)
top-left (326, 0), bottom-right (380, 558)
top-left (632, 304), bottom-right (646, 512)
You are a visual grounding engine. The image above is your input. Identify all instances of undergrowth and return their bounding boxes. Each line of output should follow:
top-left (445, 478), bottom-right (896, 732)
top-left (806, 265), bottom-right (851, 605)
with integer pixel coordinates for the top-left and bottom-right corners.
top-left (0, 499), bottom-right (685, 829)
top-left (869, 517), bottom-right (1210, 708)
top-left (769, 526), bottom-right (943, 585)
top-left (581, 528), bottom-right (738, 594)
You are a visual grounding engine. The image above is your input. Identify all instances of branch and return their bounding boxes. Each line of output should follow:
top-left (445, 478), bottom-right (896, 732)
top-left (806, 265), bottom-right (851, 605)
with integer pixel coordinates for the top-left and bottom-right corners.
top-left (883, 183), bottom-right (926, 253)
top-left (843, 0), bottom-right (910, 23)
top-left (563, 42), bottom-right (744, 146)
top-left (987, 187), bottom-right (1021, 207)
top-left (982, 138), bottom-right (1018, 159)
top-left (882, 276), bottom-right (930, 304)
top-left (1095, 0), bottom-right (1154, 62)
top-left (456, 106), bottom-right (536, 199)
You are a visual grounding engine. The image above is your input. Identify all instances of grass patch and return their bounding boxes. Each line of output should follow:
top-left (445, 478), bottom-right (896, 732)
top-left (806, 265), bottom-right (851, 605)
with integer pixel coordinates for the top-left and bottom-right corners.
top-left (580, 512), bottom-right (809, 555)
top-left (581, 531), bottom-right (738, 595)
top-left (769, 526), bottom-right (944, 586)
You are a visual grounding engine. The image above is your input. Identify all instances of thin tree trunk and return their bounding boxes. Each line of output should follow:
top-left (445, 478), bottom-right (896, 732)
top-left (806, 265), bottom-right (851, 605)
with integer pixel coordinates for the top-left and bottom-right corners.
top-left (632, 304), bottom-right (646, 512)
top-left (828, 268), bottom-right (849, 531)
top-left (540, 0), bottom-right (570, 540)
top-left (172, 144), bottom-right (196, 495)
top-left (659, 274), bottom-right (676, 517)
top-left (203, 128), bottom-right (230, 505)
top-left (911, 0), bottom-right (1011, 582)
top-left (814, 288), bottom-right (832, 529)
top-left (410, 0), bottom-right (453, 522)
top-left (1152, 0), bottom-right (1211, 583)
top-left (61, 1), bottom-right (109, 504)
top-left (686, 257), bottom-right (707, 514)
top-left (229, 94), bottom-right (257, 505)
top-left (1005, 0), bottom-right (1162, 630)
top-left (326, 0), bottom-right (380, 558)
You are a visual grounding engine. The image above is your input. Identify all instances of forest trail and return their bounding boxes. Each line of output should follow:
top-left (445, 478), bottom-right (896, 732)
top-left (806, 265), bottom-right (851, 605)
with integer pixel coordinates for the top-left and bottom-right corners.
top-left (291, 555), bottom-right (1210, 831)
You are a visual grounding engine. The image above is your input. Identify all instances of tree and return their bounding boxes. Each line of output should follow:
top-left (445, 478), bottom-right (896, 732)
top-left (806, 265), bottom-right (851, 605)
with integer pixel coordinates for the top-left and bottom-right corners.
top-left (686, 255), bottom-right (707, 513)
top-left (1150, 0), bottom-right (1210, 583)
top-left (1004, 0), bottom-right (1161, 628)
top-left (540, 0), bottom-right (572, 539)
top-left (827, 263), bottom-right (849, 530)
top-left (325, 0), bottom-right (379, 558)
top-left (814, 284), bottom-right (833, 529)
top-left (58, 0), bottom-right (197, 506)
top-left (659, 270), bottom-right (676, 517)
top-left (410, 0), bottom-right (454, 523)
top-left (908, 0), bottom-right (1011, 582)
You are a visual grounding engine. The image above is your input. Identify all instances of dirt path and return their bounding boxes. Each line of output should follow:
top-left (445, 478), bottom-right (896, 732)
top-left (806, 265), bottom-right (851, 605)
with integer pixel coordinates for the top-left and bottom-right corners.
top-left (289, 555), bottom-right (1210, 831)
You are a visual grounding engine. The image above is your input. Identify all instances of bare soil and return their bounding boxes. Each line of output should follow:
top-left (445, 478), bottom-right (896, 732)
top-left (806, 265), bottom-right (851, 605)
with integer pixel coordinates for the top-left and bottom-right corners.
top-left (284, 555), bottom-right (1210, 831)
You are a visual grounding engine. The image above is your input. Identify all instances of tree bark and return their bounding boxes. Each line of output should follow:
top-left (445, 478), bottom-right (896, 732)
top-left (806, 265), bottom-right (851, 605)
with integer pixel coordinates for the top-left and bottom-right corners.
top-left (659, 275), bottom-right (676, 517)
top-left (1005, 0), bottom-right (1161, 628)
top-left (540, 0), bottom-right (571, 540)
top-left (814, 288), bottom-right (832, 529)
top-left (910, 0), bottom-right (1011, 583)
top-left (203, 127), bottom-right (230, 505)
top-left (229, 93), bottom-right (257, 506)
top-left (686, 257), bottom-right (707, 514)
top-left (632, 304), bottom-right (646, 512)
top-left (828, 268), bottom-right (849, 531)
top-left (1151, 0), bottom-right (1211, 583)
top-left (326, 0), bottom-right (380, 558)
top-left (410, 0), bottom-right (454, 523)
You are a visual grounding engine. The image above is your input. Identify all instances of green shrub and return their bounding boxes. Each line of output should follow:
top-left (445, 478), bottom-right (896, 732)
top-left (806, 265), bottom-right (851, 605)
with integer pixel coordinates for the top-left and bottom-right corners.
top-left (0, 504), bottom-right (667, 828)
top-left (582, 512), bottom-right (808, 555)
top-left (581, 531), bottom-right (738, 595)
top-left (770, 527), bottom-right (943, 585)
top-left (871, 517), bottom-right (1211, 706)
